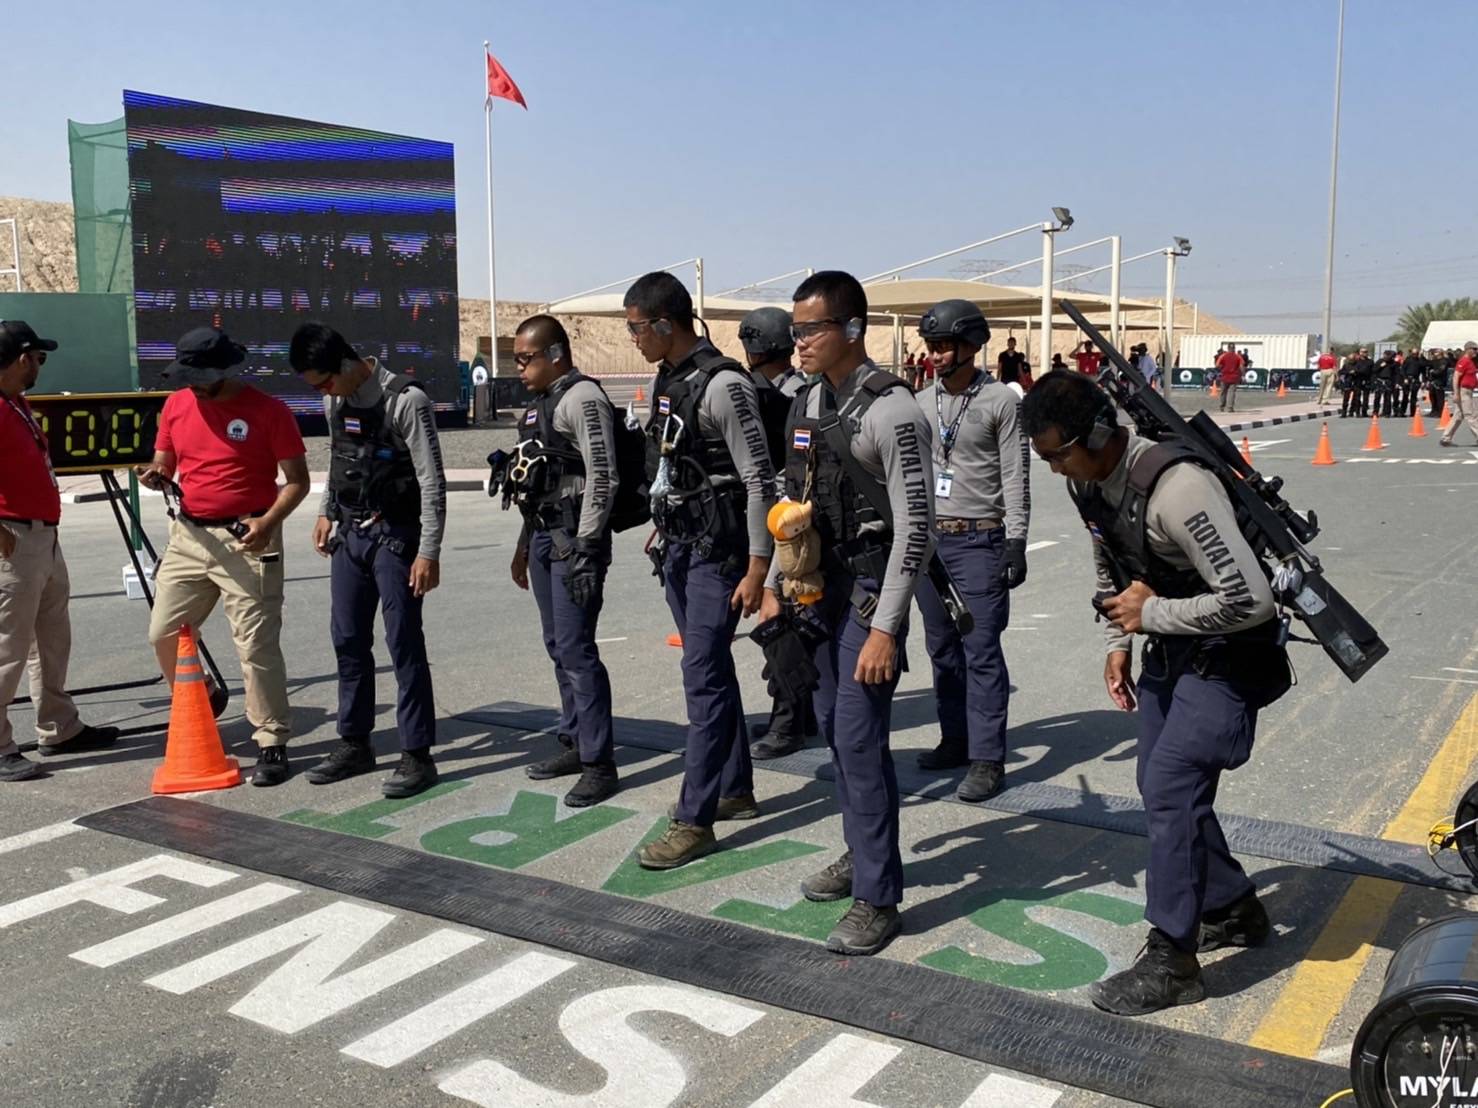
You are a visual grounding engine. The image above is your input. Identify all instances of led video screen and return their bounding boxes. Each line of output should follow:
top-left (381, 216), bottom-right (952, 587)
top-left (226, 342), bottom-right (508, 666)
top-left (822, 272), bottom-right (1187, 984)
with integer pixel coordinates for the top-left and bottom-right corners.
top-left (124, 90), bottom-right (459, 413)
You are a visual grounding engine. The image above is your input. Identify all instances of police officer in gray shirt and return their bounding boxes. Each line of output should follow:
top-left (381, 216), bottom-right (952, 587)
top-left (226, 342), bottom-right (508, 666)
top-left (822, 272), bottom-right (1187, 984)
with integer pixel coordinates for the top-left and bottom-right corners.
top-left (739, 306), bottom-right (818, 761)
top-left (505, 315), bottom-right (621, 808)
top-left (762, 271), bottom-right (936, 956)
top-left (291, 323), bottom-right (448, 799)
top-left (628, 272), bottom-right (777, 872)
top-left (913, 300), bottom-right (1030, 802)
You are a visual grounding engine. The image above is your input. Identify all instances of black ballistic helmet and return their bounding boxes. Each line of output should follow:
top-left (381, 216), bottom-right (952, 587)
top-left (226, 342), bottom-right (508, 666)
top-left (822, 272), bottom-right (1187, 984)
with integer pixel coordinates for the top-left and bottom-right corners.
top-left (738, 306), bottom-right (795, 358)
top-left (919, 298), bottom-right (990, 349)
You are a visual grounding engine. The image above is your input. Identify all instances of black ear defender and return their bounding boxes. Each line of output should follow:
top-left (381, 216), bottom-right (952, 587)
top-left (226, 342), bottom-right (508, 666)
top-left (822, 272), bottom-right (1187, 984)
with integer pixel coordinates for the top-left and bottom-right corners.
top-left (844, 318), bottom-right (863, 342)
top-left (1084, 390), bottom-right (1117, 450)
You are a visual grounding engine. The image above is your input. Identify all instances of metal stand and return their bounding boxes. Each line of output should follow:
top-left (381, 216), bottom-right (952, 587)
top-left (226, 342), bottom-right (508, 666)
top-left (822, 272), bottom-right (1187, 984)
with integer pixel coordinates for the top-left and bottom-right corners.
top-left (9, 471), bottom-right (229, 714)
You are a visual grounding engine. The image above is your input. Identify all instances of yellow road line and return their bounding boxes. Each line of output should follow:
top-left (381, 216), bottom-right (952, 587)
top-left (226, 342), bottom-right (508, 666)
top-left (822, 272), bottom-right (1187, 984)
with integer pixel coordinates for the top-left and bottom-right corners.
top-left (1249, 691), bottom-right (1478, 1057)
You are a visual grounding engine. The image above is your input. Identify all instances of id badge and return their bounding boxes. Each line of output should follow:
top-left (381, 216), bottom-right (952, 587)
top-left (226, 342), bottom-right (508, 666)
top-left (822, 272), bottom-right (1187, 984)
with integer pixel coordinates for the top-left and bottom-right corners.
top-left (935, 469), bottom-right (953, 499)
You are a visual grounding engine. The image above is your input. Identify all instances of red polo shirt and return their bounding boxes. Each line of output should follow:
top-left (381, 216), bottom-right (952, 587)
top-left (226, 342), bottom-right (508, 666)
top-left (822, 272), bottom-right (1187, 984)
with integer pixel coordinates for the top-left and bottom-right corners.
top-left (155, 385), bottom-right (304, 518)
top-left (1457, 354), bottom-right (1478, 390)
top-left (0, 394), bottom-right (61, 524)
top-left (1074, 350), bottom-right (1100, 377)
top-left (1217, 350), bottom-right (1245, 384)
top-left (1317, 353), bottom-right (1336, 372)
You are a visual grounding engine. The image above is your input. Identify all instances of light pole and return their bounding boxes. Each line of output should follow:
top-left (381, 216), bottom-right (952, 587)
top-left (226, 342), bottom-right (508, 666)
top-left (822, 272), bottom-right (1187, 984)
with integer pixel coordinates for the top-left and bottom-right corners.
top-left (1040, 207), bottom-right (1074, 367)
top-left (1164, 237), bottom-right (1192, 368)
top-left (979, 233), bottom-right (1121, 347)
top-left (1321, 0), bottom-right (1346, 354)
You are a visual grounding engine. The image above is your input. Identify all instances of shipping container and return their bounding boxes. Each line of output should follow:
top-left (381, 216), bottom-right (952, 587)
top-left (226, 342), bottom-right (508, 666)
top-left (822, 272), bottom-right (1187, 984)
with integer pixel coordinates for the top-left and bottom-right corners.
top-left (1173, 333), bottom-right (1318, 390)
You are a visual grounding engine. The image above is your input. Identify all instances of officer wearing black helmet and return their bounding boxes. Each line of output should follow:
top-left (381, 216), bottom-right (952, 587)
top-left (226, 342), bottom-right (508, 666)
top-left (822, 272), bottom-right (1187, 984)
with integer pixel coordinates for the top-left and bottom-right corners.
top-left (912, 299), bottom-right (1031, 802)
top-left (738, 305), bottom-right (817, 761)
top-left (506, 314), bottom-right (621, 808)
top-left (1021, 371), bottom-right (1288, 1016)
top-left (760, 270), bottom-right (936, 956)
top-left (626, 272), bottom-right (777, 870)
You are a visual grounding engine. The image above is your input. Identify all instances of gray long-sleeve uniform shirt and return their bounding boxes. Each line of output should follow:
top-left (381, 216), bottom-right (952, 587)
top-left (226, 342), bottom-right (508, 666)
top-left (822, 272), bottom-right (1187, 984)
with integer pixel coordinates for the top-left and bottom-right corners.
top-left (916, 371), bottom-right (1030, 541)
top-left (660, 340), bottom-right (776, 558)
top-left (544, 370), bottom-right (618, 542)
top-left (771, 360), bottom-right (936, 636)
top-left (1068, 434), bottom-right (1275, 654)
top-left (319, 359), bottom-right (447, 562)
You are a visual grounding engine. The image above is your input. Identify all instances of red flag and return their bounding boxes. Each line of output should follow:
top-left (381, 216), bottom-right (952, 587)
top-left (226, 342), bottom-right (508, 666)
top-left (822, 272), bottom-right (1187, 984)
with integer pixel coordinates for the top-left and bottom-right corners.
top-left (485, 50), bottom-right (527, 109)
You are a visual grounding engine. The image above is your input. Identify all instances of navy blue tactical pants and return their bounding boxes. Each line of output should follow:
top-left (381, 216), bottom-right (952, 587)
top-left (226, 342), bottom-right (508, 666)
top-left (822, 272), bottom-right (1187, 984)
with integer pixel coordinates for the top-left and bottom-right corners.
top-left (1135, 664), bottom-right (1259, 950)
top-left (529, 530), bottom-right (614, 765)
top-left (813, 576), bottom-right (906, 907)
top-left (664, 542), bottom-right (753, 825)
top-left (915, 528), bottom-right (1011, 761)
top-left (330, 522), bottom-right (436, 751)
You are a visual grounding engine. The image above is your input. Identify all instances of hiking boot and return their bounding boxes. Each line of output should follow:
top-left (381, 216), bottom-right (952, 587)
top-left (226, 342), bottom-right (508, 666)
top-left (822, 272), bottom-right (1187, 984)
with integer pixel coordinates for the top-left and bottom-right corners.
top-left (564, 762), bottom-right (620, 808)
top-left (250, 745), bottom-right (290, 788)
top-left (957, 760), bottom-right (1005, 803)
top-left (1089, 928), bottom-right (1205, 1016)
top-left (37, 724), bottom-right (120, 757)
top-left (667, 793), bottom-right (761, 822)
top-left (383, 751), bottom-right (438, 798)
top-left (306, 738), bottom-right (376, 785)
top-left (0, 751), bottom-right (43, 782)
top-left (638, 820), bottom-right (716, 870)
top-left (826, 900), bottom-right (901, 956)
top-left (801, 850), bottom-right (854, 902)
top-left (751, 733), bottom-right (809, 760)
top-left (527, 747), bottom-right (582, 780)
top-left (1198, 892), bottom-right (1271, 953)
top-left (917, 738), bottom-right (969, 771)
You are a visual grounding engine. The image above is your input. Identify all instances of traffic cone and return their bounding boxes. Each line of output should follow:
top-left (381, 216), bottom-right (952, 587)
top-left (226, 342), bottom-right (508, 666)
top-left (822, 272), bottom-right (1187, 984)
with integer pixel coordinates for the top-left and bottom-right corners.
top-left (1277, 380), bottom-right (1288, 398)
top-left (1311, 423), bottom-right (1337, 466)
top-left (1409, 408), bottom-right (1428, 438)
top-left (1441, 401), bottom-right (1452, 430)
top-left (666, 632), bottom-right (683, 648)
top-left (1210, 380), bottom-right (1220, 398)
top-left (152, 626), bottom-right (241, 795)
top-left (1361, 412), bottom-right (1387, 451)
top-left (634, 384), bottom-right (646, 404)
top-left (1239, 436), bottom-right (1254, 466)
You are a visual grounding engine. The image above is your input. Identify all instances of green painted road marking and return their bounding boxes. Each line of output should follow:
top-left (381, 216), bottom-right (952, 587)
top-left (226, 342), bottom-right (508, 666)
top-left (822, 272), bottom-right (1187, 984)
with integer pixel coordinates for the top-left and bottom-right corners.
top-left (920, 888), bottom-right (1143, 991)
top-left (712, 894), bottom-right (840, 940)
top-left (280, 781), bottom-right (471, 839)
top-left (603, 818), bottom-right (825, 898)
top-left (420, 791), bottom-right (636, 869)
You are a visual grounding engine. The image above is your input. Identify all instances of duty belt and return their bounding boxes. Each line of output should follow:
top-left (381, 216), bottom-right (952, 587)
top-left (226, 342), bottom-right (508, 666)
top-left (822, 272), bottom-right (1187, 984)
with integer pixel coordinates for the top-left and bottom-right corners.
top-left (936, 517), bottom-right (1002, 535)
top-left (0, 516), bottom-right (57, 528)
top-left (180, 508), bottom-right (267, 528)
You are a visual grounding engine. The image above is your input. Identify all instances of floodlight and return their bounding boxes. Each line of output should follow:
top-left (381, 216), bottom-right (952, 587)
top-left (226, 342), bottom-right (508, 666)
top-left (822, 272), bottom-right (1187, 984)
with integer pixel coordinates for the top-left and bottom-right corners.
top-left (1051, 207), bottom-right (1074, 230)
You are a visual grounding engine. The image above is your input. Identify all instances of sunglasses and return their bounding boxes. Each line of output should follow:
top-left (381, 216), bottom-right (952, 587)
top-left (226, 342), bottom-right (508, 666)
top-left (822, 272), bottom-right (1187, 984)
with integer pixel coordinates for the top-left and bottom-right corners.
top-left (28, 351), bottom-right (46, 365)
top-left (1033, 435), bottom-right (1081, 463)
top-left (790, 318), bottom-right (845, 343)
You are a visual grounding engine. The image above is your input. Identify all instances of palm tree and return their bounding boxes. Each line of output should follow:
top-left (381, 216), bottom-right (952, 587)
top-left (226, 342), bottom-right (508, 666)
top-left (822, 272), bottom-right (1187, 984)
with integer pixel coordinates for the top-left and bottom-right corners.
top-left (1389, 297), bottom-right (1478, 350)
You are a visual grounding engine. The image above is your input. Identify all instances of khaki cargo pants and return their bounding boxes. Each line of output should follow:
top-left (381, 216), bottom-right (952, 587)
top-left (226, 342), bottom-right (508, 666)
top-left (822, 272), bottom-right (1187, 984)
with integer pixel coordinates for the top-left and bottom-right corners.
top-left (148, 518), bottom-right (290, 746)
top-left (0, 522), bottom-right (84, 755)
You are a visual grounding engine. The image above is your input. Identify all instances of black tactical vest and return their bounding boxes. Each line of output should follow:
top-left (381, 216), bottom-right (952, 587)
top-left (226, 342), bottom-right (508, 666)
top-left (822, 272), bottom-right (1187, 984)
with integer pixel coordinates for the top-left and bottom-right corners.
top-left (644, 346), bottom-right (744, 487)
top-left (750, 369), bottom-right (796, 471)
top-left (783, 368), bottom-right (905, 579)
top-left (327, 374), bottom-right (422, 524)
top-left (515, 376), bottom-right (587, 531)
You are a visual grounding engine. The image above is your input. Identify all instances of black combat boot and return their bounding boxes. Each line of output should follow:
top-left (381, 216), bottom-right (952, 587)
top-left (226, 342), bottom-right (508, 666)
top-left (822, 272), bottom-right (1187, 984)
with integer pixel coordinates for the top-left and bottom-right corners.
top-left (1089, 928), bottom-right (1205, 1016)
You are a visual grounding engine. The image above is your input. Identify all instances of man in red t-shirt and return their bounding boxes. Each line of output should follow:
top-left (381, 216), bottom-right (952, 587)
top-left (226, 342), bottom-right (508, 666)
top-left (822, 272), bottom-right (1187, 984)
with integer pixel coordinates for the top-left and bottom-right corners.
top-left (1073, 341), bottom-right (1101, 378)
top-left (135, 328), bottom-right (310, 785)
top-left (0, 321), bottom-right (121, 780)
top-left (1440, 340), bottom-right (1478, 447)
top-left (1216, 345), bottom-right (1245, 413)
top-left (1316, 350), bottom-right (1338, 405)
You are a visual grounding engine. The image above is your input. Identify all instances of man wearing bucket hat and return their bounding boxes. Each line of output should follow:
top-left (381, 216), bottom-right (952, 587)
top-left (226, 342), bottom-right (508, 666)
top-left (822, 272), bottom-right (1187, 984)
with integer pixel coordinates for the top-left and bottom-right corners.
top-left (135, 327), bottom-right (310, 786)
top-left (0, 321), bottom-right (121, 780)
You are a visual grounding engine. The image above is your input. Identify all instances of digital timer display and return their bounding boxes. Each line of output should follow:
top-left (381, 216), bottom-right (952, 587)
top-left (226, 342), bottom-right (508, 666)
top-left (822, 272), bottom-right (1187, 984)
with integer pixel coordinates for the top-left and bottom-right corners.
top-left (26, 392), bottom-right (168, 475)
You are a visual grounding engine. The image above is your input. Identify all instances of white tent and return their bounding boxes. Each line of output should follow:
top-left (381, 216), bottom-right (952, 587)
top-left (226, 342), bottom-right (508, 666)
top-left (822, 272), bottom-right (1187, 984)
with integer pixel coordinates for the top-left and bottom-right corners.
top-left (1419, 320), bottom-right (1478, 350)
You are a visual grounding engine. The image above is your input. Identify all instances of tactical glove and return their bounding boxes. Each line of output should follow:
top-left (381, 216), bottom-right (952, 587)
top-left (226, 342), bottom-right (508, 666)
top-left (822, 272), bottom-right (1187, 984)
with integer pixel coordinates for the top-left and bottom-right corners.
top-left (999, 537), bottom-right (1028, 590)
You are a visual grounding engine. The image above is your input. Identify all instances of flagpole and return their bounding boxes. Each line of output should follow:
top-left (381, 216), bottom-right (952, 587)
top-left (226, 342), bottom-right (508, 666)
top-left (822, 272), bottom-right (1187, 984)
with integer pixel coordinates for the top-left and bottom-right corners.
top-left (482, 40), bottom-right (499, 375)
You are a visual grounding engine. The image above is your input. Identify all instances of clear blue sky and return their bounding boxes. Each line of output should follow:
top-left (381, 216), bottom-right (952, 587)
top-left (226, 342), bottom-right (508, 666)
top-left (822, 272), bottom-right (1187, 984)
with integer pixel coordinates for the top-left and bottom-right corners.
top-left (6, 0), bottom-right (1475, 341)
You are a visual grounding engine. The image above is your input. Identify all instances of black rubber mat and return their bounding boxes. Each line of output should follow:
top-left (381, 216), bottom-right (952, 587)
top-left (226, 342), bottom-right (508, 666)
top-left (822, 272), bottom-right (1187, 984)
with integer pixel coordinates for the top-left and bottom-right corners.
top-left (462, 701), bottom-right (1470, 894)
top-left (79, 796), bottom-right (1348, 1108)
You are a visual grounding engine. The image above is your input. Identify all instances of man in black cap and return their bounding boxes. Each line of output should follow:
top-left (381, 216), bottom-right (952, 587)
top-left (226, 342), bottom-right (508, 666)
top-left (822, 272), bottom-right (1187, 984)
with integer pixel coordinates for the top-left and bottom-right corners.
top-left (0, 321), bottom-right (120, 780)
top-left (136, 327), bottom-right (310, 786)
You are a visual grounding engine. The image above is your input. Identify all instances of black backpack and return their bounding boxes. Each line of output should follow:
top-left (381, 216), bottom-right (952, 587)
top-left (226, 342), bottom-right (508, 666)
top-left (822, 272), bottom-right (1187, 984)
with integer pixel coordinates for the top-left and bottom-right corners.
top-left (600, 384), bottom-right (652, 533)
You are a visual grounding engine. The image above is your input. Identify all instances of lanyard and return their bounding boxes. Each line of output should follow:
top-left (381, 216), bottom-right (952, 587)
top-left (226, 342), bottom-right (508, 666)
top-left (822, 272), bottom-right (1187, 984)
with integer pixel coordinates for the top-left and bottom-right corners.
top-left (935, 371), bottom-right (983, 465)
top-left (4, 394), bottom-right (47, 455)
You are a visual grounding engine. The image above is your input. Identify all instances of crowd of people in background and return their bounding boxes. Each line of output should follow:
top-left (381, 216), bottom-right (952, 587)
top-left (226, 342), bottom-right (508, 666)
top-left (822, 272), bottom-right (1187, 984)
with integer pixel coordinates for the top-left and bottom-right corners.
top-left (1330, 344), bottom-right (1478, 446)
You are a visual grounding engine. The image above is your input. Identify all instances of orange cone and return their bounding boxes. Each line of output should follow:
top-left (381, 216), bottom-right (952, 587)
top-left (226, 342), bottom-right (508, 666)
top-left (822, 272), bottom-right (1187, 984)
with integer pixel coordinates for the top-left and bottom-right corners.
top-left (1409, 408), bottom-right (1428, 438)
top-left (1209, 380), bottom-right (1220, 398)
top-left (152, 626), bottom-right (241, 794)
top-left (1311, 423), bottom-right (1337, 466)
top-left (1277, 380), bottom-right (1288, 398)
top-left (634, 384), bottom-right (646, 404)
top-left (1239, 436), bottom-right (1254, 466)
top-left (666, 632), bottom-right (683, 648)
top-left (1361, 413), bottom-right (1387, 451)
top-left (1441, 401), bottom-right (1452, 430)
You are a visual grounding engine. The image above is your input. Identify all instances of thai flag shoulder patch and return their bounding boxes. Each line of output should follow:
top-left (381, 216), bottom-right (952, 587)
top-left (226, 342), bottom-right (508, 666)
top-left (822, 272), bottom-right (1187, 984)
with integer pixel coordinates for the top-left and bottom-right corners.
top-left (524, 409), bottom-right (538, 425)
top-left (792, 427), bottom-right (812, 450)
top-left (657, 396), bottom-right (672, 416)
top-left (344, 416), bottom-right (362, 435)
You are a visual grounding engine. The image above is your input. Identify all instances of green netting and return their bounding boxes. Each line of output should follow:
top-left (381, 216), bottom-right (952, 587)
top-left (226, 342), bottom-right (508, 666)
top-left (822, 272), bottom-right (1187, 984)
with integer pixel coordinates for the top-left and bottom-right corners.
top-left (68, 116), bottom-right (137, 386)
